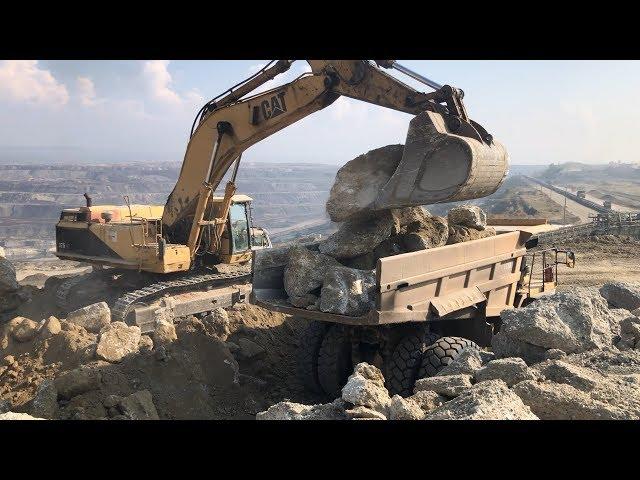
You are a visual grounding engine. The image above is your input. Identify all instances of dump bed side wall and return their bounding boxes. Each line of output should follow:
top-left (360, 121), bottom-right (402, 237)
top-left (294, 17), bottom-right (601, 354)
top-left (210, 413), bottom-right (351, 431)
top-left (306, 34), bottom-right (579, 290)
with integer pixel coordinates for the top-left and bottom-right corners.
top-left (377, 231), bottom-right (525, 317)
top-left (251, 231), bottom-right (527, 324)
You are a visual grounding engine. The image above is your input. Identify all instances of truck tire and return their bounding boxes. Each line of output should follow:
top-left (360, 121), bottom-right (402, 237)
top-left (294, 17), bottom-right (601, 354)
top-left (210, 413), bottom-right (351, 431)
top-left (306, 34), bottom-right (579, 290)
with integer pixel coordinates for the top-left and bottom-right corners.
top-left (386, 331), bottom-right (441, 397)
top-left (297, 321), bottom-right (329, 394)
top-left (418, 336), bottom-right (479, 379)
top-left (317, 325), bottom-right (353, 398)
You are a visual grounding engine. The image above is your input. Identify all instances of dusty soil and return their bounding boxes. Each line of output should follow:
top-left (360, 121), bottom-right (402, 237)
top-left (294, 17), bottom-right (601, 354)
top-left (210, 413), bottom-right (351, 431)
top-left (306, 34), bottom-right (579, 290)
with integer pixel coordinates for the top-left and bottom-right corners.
top-left (555, 234), bottom-right (640, 290)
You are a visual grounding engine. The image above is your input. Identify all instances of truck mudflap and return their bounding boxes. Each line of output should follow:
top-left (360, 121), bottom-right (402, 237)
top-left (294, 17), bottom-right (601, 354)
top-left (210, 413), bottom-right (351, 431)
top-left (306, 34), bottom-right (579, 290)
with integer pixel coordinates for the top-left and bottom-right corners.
top-left (428, 286), bottom-right (487, 317)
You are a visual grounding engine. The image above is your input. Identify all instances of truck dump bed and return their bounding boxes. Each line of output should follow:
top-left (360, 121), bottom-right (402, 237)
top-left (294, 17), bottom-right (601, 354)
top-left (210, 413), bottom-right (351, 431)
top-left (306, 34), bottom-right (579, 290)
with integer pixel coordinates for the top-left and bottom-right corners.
top-left (251, 230), bottom-right (530, 325)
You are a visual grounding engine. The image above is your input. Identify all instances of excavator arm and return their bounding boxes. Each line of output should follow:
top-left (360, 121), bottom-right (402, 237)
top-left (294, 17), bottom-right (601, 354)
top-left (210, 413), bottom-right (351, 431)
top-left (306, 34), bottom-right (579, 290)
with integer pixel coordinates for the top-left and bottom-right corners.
top-left (162, 60), bottom-right (508, 261)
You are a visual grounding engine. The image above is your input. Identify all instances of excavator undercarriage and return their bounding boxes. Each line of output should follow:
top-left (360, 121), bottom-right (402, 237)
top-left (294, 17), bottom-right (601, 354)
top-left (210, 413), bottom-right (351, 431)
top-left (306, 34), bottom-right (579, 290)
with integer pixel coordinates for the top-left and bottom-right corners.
top-left (54, 59), bottom-right (509, 332)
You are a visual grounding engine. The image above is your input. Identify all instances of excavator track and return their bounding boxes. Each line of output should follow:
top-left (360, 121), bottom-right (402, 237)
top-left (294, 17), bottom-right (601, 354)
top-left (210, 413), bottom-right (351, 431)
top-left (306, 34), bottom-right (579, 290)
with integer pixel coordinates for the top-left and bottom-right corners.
top-left (111, 269), bottom-right (251, 327)
top-left (55, 271), bottom-right (101, 314)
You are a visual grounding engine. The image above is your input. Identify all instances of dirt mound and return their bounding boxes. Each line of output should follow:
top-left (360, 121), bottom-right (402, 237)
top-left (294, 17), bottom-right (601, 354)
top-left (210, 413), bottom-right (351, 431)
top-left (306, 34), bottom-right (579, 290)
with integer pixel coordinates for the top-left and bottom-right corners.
top-left (0, 270), bottom-right (322, 419)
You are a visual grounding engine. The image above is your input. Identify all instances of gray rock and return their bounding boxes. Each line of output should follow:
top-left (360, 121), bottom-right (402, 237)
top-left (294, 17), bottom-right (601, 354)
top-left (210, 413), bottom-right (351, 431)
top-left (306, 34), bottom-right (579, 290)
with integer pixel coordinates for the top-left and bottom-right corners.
top-left (447, 225), bottom-right (496, 245)
top-left (0, 256), bottom-right (18, 293)
top-left (426, 380), bottom-right (538, 420)
top-left (32, 380), bottom-right (58, 419)
top-left (203, 307), bottom-right (230, 341)
top-left (103, 394), bottom-right (121, 409)
top-left (388, 395), bottom-right (424, 420)
top-left (8, 316), bottom-right (39, 342)
top-left (345, 406), bottom-right (387, 420)
top-left (66, 302), bottom-right (111, 333)
top-left (319, 211), bottom-right (395, 259)
top-left (257, 398), bottom-right (348, 420)
top-left (414, 374), bottom-right (473, 398)
top-left (448, 205), bottom-right (487, 230)
top-left (138, 335), bottom-right (154, 353)
top-left (237, 338), bottom-right (265, 359)
top-left (399, 216), bottom-right (449, 251)
top-left (406, 390), bottom-right (447, 415)
top-left (497, 289), bottom-right (614, 355)
top-left (283, 245), bottom-right (341, 298)
top-left (512, 379), bottom-right (640, 420)
top-left (153, 319), bottom-right (177, 348)
top-left (491, 333), bottom-right (548, 365)
top-left (118, 390), bottom-right (159, 420)
top-left (599, 282), bottom-right (640, 311)
top-left (475, 357), bottom-right (536, 387)
top-left (0, 399), bottom-right (11, 414)
top-left (289, 294), bottom-right (318, 308)
top-left (319, 267), bottom-right (376, 316)
top-left (341, 363), bottom-right (391, 415)
top-left (438, 348), bottom-right (484, 377)
top-left (39, 316), bottom-right (62, 339)
top-left (0, 412), bottom-right (44, 420)
top-left (252, 245), bottom-right (290, 272)
top-left (390, 207), bottom-right (432, 235)
top-left (96, 322), bottom-right (141, 363)
top-left (54, 367), bottom-right (102, 400)
top-left (543, 349), bottom-right (567, 360)
top-left (534, 360), bottom-right (603, 392)
top-left (325, 144), bottom-right (404, 222)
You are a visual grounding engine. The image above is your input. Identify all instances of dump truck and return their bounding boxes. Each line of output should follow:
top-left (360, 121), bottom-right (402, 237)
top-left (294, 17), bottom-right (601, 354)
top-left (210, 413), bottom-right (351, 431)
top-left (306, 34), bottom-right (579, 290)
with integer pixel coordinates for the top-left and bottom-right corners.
top-left (576, 190), bottom-right (586, 199)
top-left (54, 60), bottom-right (508, 331)
top-left (251, 227), bottom-right (575, 397)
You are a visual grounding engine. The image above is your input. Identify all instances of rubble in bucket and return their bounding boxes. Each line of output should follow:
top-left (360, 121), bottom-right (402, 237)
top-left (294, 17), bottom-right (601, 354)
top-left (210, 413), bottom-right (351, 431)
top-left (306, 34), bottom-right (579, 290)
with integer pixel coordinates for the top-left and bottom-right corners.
top-left (261, 142), bottom-right (498, 316)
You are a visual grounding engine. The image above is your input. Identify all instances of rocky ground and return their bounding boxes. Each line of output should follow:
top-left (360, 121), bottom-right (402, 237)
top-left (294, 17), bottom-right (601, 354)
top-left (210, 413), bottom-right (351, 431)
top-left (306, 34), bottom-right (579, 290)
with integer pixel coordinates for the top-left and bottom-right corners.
top-left (258, 283), bottom-right (640, 420)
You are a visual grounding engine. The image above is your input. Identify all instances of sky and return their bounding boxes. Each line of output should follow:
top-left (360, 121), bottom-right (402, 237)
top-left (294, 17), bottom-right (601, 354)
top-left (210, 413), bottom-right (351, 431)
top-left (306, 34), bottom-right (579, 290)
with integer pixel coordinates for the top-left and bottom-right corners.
top-left (0, 59), bottom-right (639, 165)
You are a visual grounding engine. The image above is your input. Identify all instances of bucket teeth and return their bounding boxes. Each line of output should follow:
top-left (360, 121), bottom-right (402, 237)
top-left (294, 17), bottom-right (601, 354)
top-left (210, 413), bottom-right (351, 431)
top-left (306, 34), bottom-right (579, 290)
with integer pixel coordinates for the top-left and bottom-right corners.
top-left (374, 111), bottom-right (509, 210)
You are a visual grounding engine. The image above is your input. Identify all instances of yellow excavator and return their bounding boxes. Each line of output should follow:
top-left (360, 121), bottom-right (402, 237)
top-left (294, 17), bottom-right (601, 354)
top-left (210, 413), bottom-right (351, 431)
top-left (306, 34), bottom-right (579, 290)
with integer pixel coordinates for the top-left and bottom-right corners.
top-left (54, 60), bottom-right (508, 332)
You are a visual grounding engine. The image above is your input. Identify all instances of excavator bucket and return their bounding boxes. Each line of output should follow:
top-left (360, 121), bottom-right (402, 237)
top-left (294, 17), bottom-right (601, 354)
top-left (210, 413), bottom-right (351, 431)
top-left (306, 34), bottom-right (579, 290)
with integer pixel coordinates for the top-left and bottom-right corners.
top-left (374, 111), bottom-right (509, 209)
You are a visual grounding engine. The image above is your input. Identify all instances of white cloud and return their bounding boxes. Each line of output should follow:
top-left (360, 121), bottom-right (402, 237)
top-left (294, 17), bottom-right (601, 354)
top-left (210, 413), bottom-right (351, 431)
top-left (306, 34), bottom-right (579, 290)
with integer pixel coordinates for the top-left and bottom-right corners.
top-left (77, 76), bottom-right (102, 107)
top-left (0, 60), bottom-right (69, 106)
top-left (143, 60), bottom-right (203, 108)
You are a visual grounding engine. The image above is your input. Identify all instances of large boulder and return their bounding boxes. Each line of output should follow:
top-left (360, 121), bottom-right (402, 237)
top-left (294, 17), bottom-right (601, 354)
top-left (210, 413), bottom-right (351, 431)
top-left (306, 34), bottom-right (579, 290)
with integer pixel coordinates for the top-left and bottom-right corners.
top-left (66, 302), bottom-right (111, 333)
top-left (319, 267), bottom-right (376, 316)
top-left (283, 245), bottom-right (341, 298)
top-left (32, 380), bottom-right (58, 419)
top-left (319, 211), bottom-right (395, 259)
top-left (398, 215), bottom-right (449, 251)
top-left (448, 205), bottom-right (487, 230)
top-left (447, 225), bottom-right (496, 245)
top-left (153, 319), bottom-right (177, 348)
top-left (0, 412), bottom-right (44, 420)
top-left (7, 316), bottom-right (39, 343)
top-left (493, 289), bottom-right (614, 361)
top-left (54, 367), bottom-right (102, 400)
top-left (599, 282), bottom-right (640, 311)
top-left (325, 144), bottom-right (404, 222)
top-left (96, 322), bottom-right (141, 363)
top-left (426, 380), bottom-right (538, 420)
top-left (390, 207), bottom-right (432, 235)
top-left (414, 374), bottom-right (473, 398)
top-left (475, 357), bottom-right (536, 387)
top-left (118, 390), bottom-right (160, 420)
top-left (341, 363), bottom-right (391, 415)
top-left (388, 395), bottom-right (424, 420)
top-left (256, 399), bottom-right (348, 420)
top-left (438, 348), bottom-right (484, 377)
top-left (0, 257), bottom-right (18, 293)
top-left (406, 390), bottom-right (447, 415)
top-left (202, 308), bottom-right (231, 341)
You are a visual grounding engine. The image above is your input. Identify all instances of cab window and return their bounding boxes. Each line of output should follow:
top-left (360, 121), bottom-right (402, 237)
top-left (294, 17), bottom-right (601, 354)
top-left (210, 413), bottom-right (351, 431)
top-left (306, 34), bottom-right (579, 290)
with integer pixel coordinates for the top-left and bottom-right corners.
top-left (229, 203), bottom-right (250, 253)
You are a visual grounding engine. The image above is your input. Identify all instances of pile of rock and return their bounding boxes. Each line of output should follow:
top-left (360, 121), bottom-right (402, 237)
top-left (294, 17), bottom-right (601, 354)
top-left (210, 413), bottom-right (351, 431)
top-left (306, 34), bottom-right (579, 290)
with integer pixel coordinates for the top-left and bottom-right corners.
top-left (266, 146), bottom-right (496, 316)
top-left (257, 282), bottom-right (640, 420)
